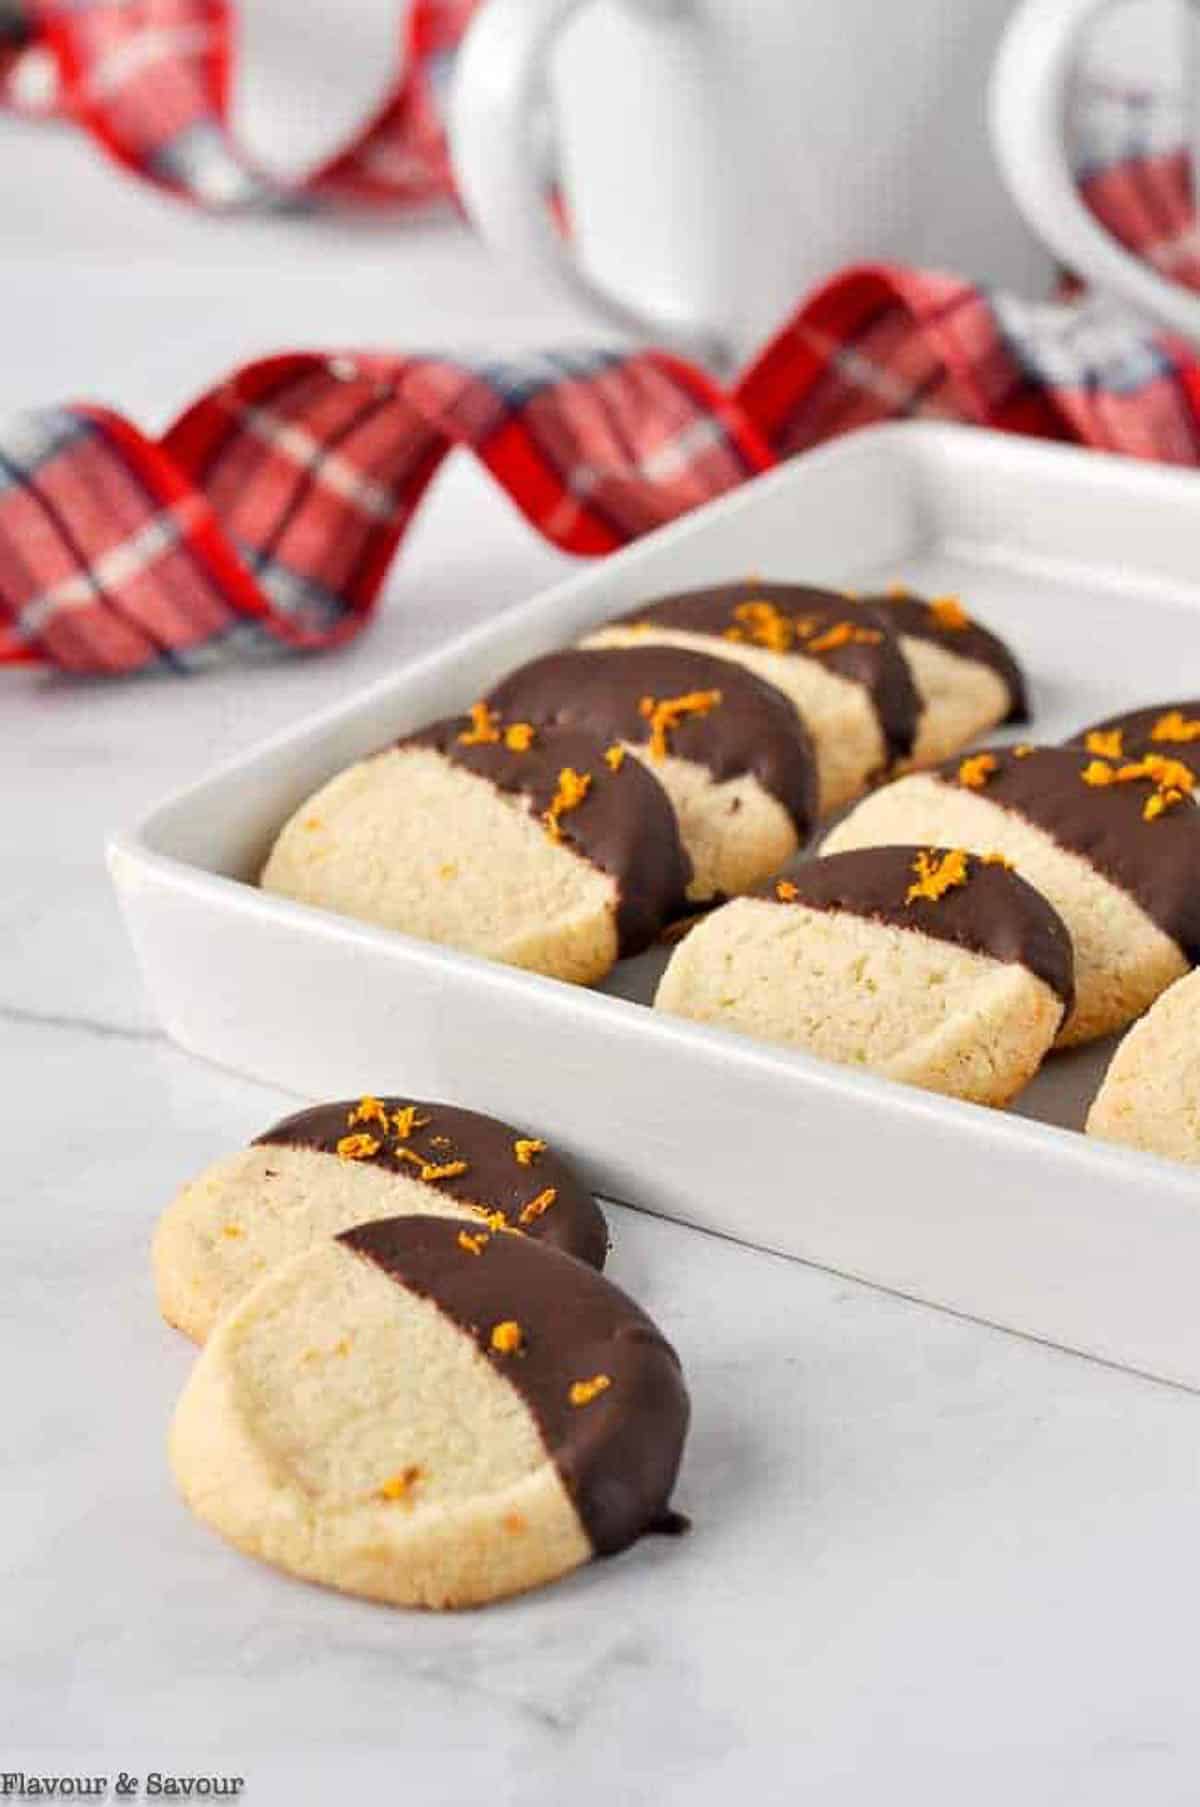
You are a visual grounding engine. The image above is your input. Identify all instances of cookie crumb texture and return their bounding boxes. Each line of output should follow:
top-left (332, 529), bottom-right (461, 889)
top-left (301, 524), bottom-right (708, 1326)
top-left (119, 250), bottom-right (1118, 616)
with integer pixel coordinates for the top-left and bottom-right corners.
top-left (655, 847), bottom-right (1071, 1107)
top-left (154, 1099), bottom-right (608, 1343)
top-left (822, 746), bottom-right (1200, 1046)
top-left (260, 718), bottom-right (689, 985)
top-left (1087, 967), bottom-right (1200, 1163)
top-left (169, 1217), bottom-right (689, 1610)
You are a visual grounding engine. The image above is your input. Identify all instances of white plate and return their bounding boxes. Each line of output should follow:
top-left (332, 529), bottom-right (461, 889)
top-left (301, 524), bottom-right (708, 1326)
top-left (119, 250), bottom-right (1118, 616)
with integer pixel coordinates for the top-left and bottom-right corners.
top-left (110, 423), bottom-right (1200, 1389)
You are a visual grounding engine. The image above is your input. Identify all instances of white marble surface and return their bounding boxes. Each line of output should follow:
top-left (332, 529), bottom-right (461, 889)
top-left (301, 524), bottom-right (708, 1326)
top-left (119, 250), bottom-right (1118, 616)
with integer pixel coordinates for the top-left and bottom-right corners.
top-left (5, 64), bottom-right (1200, 1807)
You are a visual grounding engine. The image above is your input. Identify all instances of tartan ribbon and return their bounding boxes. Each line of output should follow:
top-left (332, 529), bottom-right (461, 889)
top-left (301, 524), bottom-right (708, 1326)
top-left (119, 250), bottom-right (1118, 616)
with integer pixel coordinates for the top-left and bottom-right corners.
top-left (3, 0), bottom-right (1200, 675)
top-left (0, 0), bottom-right (475, 209)
top-left (7, 267), bottom-right (1200, 675)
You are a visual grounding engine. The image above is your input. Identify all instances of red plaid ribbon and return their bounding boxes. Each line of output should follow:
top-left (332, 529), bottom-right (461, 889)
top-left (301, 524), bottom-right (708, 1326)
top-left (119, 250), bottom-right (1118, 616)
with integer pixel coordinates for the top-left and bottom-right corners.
top-left (0, 0), bottom-right (474, 209)
top-left (4, 1), bottom-right (1200, 674)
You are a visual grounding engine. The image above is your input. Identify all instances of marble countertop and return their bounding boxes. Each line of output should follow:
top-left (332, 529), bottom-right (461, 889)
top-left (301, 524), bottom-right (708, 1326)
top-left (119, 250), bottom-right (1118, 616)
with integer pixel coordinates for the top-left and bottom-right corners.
top-left (5, 99), bottom-right (1200, 1807)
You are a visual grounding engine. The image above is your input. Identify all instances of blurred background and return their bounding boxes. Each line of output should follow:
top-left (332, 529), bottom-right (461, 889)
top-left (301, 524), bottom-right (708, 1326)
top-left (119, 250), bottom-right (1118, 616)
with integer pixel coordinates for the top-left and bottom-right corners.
top-left (0, 0), bottom-right (1184, 418)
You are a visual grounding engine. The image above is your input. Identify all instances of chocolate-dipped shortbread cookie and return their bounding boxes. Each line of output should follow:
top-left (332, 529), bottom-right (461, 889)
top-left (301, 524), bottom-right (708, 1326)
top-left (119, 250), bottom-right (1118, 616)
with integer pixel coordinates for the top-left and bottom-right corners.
top-left (656, 847), bottom-right (1071, 1106)
top-left (1068, 699), bottom-right (1200, 773)
top-left (822, 745), bottom-right (1200, 1045)
top-left (581, 581), bottom-right (920, 814)
top-left (867, 586), bottom-right (1028, 764)
top-left (1087, 967), bottom-right (1200, 1163)
top-left (169, 1215), bottom-right (690, 1608)
top-left (154, 1097), bottom-right (608, 1343)
top-left (261, 714), bottom-right (690, 985)
top-left (487, 644), bottom-right (818, 902)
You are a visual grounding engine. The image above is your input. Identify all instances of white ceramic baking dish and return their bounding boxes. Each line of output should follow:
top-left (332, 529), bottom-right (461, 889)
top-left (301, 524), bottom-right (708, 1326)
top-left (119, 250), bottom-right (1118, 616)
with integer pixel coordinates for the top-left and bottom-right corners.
top-left (110, 423), bottom-right (1200, 1389)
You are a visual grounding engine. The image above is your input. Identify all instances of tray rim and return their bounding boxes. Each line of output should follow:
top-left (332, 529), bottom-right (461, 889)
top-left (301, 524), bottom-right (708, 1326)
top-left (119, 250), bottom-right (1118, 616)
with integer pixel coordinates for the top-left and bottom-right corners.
top-left (112, 419), bottom-right (1200, 861)
top-left (108, 418), bottom-right (1200, 1212)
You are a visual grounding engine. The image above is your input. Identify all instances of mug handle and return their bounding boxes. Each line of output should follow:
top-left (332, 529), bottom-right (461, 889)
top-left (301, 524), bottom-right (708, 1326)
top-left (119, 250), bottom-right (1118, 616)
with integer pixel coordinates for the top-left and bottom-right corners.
top-left (989, 0), bottom-right (1200, 340)
top-left (448, 0), bottom-right (729, 364)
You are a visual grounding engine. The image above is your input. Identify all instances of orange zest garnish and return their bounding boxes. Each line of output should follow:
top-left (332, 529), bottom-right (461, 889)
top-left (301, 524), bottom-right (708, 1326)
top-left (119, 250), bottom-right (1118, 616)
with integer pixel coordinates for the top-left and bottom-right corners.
top-left (543, 766), bottom-right (592, 841)
top-left (518, 1187), bottom-right (557, 1225)
top-left (1130, 754), bottom-right (1196, 794)
top-left (725, 598), bottom-right (795, 653)
top-left (957, 752), bottom-right (999, 790)
top-left (457, 701), bottom-right (501, 745)
top-left (604, 743), bottom-right (626, 772)
top-left (347, 1095), bottom-right (388, 1129)
top-left (513, 1138), bottom-right (546, 1167)
top-left (638, 690), bottom-right (722, 761)
top-left (395, 1147), bottom-right (468, 1182)
top-left (1081, 753), bottom-right (1195, 821)
top-left (929, 595), bottom-right (969, 631)
top-left (391, 1104), bottom-right (430, 1139)
top-left (336, 1133), bottom-right (380, 1161)
top-left (490, 1320), bottom-right (523, 1355)
top-left (569, 1374), bottom-right (612, 1407)
top-left (806, 621), bottom-right (883, 654)
top-left (457, 1230), bottom-right (488, 1256)
top-left (1144, 789), bottom-right (1187, 822)
top-left (377, 1465), bottom-right (423, 1503)
top-left (470, 1208), bottom-right (510, 1234)
top-left (1084, 728), bottom-right (1124, 760)
top-left (1152, 709), bottom-right (1200, 744)
top-left (775, 880), bottom-right (799, 902)
top-left (906, 848), bottom-right (970, 904)
top-left (504, 721), bottom-right (536, 752)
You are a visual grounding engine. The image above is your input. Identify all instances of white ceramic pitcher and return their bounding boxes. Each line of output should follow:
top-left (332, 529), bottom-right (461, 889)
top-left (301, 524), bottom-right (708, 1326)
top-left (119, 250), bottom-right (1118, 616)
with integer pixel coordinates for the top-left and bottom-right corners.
top-left (991, 0), bottom-right (1200, 343)
top-left (449, 0), bottom-right (1053, 363)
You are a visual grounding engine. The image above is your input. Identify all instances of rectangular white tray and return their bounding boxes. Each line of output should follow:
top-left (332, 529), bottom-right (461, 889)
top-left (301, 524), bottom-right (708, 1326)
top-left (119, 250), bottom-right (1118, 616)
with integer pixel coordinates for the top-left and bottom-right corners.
top-left (110, 423), bottom-right (1200, 1389)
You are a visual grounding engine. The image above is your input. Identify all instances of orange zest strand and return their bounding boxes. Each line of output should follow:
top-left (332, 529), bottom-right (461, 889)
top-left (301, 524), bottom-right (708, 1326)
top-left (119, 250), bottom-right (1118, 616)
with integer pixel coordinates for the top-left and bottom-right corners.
top-left (906, 848), bottom-right (970, 904)
top-left (637, 690), bottom-right (722, 761)
top-left (457, 701), bottom-right (501, 745)
top-left (542, 766), bottom-right (592, 841)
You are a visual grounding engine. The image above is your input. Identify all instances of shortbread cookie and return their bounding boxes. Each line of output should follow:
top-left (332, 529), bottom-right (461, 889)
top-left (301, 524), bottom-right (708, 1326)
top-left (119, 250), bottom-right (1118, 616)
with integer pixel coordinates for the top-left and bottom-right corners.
top-left (170, 1215), bottom-right (690, 1609)
top-left (154, 1097), bottom-right (609, 1343)
top-left (1068, 699), bottom-right (1200, 774)
top-left (1087, 968), bottom-right (1200, 1162)
top-left (822, 745), bottom-right (1200, 1046)
top-left (655, 847), bottom-right (1071, 1105)
top-left (867, 586), bottom-right (1028, 765)
top-left (487, 645), bottom-right (818, 902)
top-left (261, 716), bottom-right (690, 985)
top-left (581, 581), bottom-right (920, 814)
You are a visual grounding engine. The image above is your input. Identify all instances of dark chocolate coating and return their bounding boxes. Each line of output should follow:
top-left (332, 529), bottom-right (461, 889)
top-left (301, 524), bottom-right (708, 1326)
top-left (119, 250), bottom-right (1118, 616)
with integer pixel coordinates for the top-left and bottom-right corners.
top-left (935, 745), bottom-right (1200, 961)
top-left (256, 1099), bottom-right (609, 1271)
top-left (768, 846), bottom-right (1074, 1010)
top-left (400, 717), bottom-right (691, 955)
top-left (611, 580), bottom-right (921, 764)
top-left (487, 645), bottom-right (818, 836)
top-left (339, 1215), bottom-right (690, 1558)
top-left (864, 591), bottom-right (1028, 723)
top-left (1066, 699), bottom-right (1200, 767)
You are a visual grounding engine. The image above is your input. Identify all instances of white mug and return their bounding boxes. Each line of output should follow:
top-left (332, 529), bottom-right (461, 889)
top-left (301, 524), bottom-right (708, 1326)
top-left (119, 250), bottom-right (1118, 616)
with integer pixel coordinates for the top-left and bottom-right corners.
top-left (448, 0), bottom-right (1053, 364)
top-left (990, 0), bottom-right (1200, 342)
